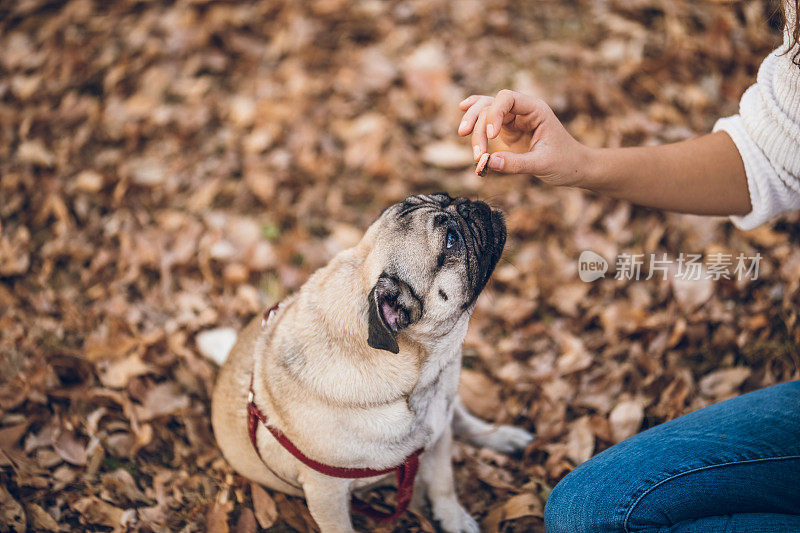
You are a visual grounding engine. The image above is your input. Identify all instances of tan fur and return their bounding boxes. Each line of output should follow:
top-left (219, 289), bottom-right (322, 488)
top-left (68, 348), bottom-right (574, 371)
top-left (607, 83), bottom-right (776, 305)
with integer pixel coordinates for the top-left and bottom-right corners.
top-left (212, 196), bottom-right (533, 532)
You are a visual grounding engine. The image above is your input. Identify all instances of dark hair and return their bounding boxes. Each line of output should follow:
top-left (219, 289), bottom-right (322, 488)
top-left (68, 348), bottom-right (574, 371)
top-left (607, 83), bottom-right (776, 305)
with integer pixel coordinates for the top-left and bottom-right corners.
top-left (785, 0), bottom-right (800, 65)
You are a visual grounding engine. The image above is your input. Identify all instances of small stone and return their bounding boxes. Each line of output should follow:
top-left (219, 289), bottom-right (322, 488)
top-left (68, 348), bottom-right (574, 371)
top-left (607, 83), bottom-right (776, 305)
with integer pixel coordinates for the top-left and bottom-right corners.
top-left (223, 263), bottom-right (249, 284)
top-left (129, 159), bottom-right (166, 187)
top-left (699, 367), bottom-right (751, 397)
top-left (229, 95), bottom-right (256, 127)
top-left (196, 328), bottom-right (238, 365)
top-left (422, 141), bottom-right (473, 169)
top-left (209, 240), bottom-right (237, 261)
top-left (74, 170), bottom-right (104, 193)
top-left (10, 75), bottom-right (39, 100)
top-left (17, 140), bottom-right (55, 167)
top-left (609, 400), bottom-right (644, 443)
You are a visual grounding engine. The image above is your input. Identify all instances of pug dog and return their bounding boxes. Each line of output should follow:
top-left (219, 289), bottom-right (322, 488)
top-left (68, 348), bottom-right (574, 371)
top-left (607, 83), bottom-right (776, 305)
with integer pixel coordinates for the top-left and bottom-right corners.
top-left (211, 193), bottom-right (533, 533)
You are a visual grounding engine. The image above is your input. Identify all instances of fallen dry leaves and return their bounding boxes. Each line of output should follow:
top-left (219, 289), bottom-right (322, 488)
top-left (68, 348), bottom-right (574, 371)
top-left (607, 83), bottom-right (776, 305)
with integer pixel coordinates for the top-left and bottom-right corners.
top-left (1, 0), bottom-right (798, 532)
top-left (251, 483), bottom-right (279, 530)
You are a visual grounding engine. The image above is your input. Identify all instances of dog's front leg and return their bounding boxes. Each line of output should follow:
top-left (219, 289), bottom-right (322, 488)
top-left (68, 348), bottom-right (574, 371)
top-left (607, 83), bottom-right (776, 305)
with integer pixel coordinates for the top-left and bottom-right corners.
top-left (301, 473), bottom-right (355, 533)
top-left (419, 425), bottom-right (479, 533)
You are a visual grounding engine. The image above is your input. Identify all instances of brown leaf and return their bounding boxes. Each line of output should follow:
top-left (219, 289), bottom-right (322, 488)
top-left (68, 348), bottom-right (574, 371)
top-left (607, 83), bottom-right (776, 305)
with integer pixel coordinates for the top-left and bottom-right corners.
top-left (244, 170), bottom-right (276, 204)
top-left (101, 469), bottom-right (153, 507)
top-left (0, 485), bottom-right (25, 533)
top-left (671, 275), bottom-right (714, 311)
top-left (126, 157), bottom-right (166, 187)
top-left (206, 499), bottom-right (233, 533)
top-left (83, 334), bottom-right (140, 362)
top-left (134, 383), bottom-right (190, 421)
top-left (73, 170), bottom-right (104, 193)
top-left (482, 492), bottom-right (543, 532)
top-left (499, 492), bottom-right (544, 520)
top-left (458, 370), bottom-right (502, 420)
top-left (234, 507), bottom-right (257, 533)
top-left (699, 367), bottom-right (751, 398)
top-left (0, 227), bottom-right (31, 276)
top-left (565, 416), bottom-right (594, 465)
top-left (74, 496), bottom-right (133, 531)
top-left (53, 429), bottom-right (87, 466)
top-left (25, 503), bottom-right (60, 532)
top-left (474, 460), bottom-right (517, 490)
top-left (0, 422), bottom-right (29, 451)
top-left (548, 283), bottom-right (589, 317)
top-left (98, 354), bottom-right (153, 388)
top-left (17, 140), bottom-right (55, 167)
top-left (609, 400), bottom-right (644, 443)
top-left (555, 332), bottom-right (592, 375)
top-left (741, 226), bottom-right (787, 247)
top-left (402, 42), bottom-right (450, 103)
top-left (250, 483), bottom-right (278, 529)
top-left (273, 493), bottom-right (320, 533)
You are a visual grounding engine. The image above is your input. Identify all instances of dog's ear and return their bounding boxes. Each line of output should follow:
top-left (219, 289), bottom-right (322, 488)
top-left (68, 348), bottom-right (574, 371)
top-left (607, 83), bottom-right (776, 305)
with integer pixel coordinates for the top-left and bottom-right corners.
top-left (367, 287), bottom-right (399, 354)
top-left (367, 274), bottom-right (422, 354)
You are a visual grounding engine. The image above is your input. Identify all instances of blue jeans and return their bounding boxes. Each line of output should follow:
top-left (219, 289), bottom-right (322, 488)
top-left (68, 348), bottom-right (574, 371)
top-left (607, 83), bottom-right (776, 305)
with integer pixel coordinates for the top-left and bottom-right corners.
top-left (544, 380), bottom-right (800, 532)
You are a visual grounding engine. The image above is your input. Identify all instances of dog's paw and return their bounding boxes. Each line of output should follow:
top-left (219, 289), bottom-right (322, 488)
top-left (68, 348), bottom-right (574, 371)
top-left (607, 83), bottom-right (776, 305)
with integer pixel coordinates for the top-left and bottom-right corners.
top-left (434, 503), bottom-right (479, 533)
top-left (479, 425), bottom-right (534, 454)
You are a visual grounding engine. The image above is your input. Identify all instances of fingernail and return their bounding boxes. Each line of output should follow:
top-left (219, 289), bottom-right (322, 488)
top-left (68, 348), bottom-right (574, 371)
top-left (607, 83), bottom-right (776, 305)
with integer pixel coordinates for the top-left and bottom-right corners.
top-left (459, 120), bottom-right (468, 132)
top-left (459, 98), bottom-right (469, 106)
top-left (473, 145), bottom-right (482, 160)
top-left (486, 124), bottom-right (495, 138)
top-left (489, 154), bottom-right (504, 170)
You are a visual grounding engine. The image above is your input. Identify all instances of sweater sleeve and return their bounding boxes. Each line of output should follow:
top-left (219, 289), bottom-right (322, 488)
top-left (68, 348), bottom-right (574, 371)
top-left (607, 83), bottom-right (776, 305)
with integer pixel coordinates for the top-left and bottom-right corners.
top-left (713, 8), bottom-right (800, 230)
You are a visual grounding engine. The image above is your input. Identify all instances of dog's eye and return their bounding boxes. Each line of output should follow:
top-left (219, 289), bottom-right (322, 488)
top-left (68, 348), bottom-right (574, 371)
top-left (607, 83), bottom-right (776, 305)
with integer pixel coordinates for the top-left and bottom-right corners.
top-left (445, 228), bottom-right (458, 249)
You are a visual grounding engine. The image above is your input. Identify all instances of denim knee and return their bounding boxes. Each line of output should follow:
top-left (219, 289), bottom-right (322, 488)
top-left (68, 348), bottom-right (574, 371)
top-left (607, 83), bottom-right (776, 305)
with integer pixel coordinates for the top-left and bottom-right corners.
top-left (544, 461), bottom-right (622, 533)
top-left (544, 471), bottom-right (580, 533)
top-left (543, 381), bottom-right (800, 533)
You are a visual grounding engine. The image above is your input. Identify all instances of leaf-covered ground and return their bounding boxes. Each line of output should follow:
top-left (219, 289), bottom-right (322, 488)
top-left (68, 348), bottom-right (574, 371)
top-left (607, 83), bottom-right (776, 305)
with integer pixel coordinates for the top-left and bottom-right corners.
top-left (1, 1), bottom-right (798, 531)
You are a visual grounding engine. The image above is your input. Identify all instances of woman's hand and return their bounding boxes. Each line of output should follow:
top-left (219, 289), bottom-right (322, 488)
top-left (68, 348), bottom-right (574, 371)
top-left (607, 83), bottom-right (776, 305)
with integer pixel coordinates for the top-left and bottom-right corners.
top-left (458, 90), bottom-right (592, 187)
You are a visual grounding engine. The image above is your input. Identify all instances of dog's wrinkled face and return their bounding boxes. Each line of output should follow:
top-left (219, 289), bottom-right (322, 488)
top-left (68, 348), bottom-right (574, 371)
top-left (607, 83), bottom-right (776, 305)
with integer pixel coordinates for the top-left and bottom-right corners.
top-left (365, 193), bottom-right (506, 353)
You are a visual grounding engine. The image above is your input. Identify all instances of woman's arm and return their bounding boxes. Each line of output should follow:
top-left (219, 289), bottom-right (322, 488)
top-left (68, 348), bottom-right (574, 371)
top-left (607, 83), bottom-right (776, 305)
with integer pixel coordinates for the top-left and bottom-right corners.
top-left (459, 90), bottom-right (752, 217)
top-left (585, 132), bottom-right (751, 216)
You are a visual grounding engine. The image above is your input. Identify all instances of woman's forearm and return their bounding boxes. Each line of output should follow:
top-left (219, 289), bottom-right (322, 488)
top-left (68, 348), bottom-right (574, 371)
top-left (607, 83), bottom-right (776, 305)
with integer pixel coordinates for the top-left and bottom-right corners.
top-left (583, 131), bottom-right (752, 216)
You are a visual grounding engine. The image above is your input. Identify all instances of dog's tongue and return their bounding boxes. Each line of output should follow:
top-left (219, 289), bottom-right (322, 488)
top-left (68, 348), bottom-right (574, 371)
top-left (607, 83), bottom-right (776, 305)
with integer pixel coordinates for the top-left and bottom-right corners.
top-left (381, 300), bottom-right (403, 332)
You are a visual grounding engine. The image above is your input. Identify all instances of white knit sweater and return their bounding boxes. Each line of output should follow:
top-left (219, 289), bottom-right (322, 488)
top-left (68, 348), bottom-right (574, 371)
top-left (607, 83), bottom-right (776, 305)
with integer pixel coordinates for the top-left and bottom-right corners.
top-left (713, 4), bottom-right (800, 230)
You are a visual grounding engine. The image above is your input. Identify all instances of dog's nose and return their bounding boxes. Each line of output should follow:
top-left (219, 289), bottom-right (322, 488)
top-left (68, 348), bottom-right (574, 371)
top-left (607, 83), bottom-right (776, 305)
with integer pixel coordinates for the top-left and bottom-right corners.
top-left (455, 198), bottom-right (490, 220)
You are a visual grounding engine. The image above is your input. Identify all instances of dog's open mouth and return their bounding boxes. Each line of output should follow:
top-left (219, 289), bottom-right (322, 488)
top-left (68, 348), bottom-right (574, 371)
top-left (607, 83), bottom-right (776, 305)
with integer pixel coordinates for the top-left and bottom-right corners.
top-left (379, 294), bottom-right (405, 333)
top-left (373, 274), bottom-right (422, 333)
top-left (367, 273), bottom-right (423, 353)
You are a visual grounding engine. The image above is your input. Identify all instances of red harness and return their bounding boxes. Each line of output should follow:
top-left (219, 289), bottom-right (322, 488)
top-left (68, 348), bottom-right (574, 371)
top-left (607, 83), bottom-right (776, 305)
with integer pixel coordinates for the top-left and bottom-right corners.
top-left (247, 306), bottom-right (423, 522)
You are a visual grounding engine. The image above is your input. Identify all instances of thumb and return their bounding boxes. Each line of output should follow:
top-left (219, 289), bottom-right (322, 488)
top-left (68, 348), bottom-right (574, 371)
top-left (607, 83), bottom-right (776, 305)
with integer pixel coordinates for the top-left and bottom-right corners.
top-left (487, 150), bottom-right (537, 175)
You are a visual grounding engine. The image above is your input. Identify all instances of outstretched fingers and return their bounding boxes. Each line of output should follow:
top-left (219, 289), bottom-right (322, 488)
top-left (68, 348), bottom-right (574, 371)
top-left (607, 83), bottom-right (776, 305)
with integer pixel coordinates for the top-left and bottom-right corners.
top-left (485, 89), bottom-right (547, 140)
top-left (458, 94), bottom-right (482, 110)
top-left (458, 95), bottom-right (492, 137)
top-left (471, 108), bottom-right (490, 160)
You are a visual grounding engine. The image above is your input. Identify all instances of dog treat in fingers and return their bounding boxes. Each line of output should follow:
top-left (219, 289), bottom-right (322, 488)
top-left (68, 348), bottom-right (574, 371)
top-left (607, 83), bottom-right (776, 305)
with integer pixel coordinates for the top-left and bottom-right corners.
top-left (476, 152), bottom-right (490, 176)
